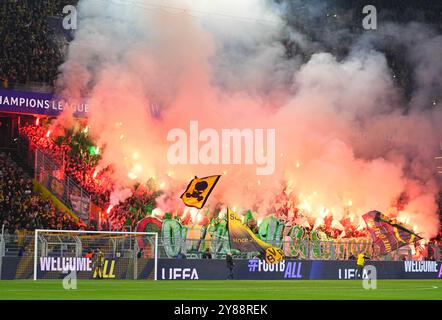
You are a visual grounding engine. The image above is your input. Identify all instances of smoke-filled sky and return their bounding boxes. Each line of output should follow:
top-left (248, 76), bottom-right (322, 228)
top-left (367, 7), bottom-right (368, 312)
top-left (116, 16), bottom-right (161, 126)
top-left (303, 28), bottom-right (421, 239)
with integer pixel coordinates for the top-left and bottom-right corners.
top-left (55, 0), bottom-right (442, 238)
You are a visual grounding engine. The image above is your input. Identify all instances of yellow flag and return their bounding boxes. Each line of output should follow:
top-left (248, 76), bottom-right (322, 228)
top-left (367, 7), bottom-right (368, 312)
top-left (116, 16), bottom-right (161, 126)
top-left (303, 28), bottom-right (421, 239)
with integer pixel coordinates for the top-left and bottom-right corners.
top-left (227, 208), bottom-right (284, 264)
top-left (180, 175), bottom-right (221, 209)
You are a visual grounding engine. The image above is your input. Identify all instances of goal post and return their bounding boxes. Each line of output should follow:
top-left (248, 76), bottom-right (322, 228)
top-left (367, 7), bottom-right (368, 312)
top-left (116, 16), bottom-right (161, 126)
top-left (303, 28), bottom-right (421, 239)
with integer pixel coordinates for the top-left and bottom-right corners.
top-left (33, 229), bottom-right (158, 281)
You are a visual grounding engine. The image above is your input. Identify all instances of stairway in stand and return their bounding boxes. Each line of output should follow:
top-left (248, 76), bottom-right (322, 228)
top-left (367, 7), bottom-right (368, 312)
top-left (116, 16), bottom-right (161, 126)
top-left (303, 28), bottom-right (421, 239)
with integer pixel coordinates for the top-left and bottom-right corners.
top-left (7, 148), bottom-right (35, 179)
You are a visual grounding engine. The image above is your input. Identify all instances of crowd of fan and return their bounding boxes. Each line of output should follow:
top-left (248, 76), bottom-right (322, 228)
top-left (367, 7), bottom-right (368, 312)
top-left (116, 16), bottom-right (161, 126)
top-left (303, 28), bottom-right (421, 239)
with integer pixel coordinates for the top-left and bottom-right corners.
top-left (19, 123), bottom-right (108, 200)
top-left (108, 189), bottom-right (157, 231)
top-left (20, 123), bottom-right (67, 159)
top-left (18, 123), bottom-right (146, 230)
top-left (18, 122), bottom-right (168, 231)
top-left (0, 151), bottom-right (83, 234)
top-left (16, 121), bottom-right (442, 243)
top-left (0, 1), bottom-right (79, 88)
top-left (270, 193), bottom-right (371, 239)
top-left (0, 2), bottom-right (440, 260)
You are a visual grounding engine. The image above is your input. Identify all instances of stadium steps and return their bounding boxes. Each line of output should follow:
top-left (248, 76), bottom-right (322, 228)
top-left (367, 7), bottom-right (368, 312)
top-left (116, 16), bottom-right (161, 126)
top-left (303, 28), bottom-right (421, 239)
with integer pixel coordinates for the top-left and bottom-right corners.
top-left (3, 146), bottom-right (81, 225)
top-left (7, 148), bottom-right (35, 178)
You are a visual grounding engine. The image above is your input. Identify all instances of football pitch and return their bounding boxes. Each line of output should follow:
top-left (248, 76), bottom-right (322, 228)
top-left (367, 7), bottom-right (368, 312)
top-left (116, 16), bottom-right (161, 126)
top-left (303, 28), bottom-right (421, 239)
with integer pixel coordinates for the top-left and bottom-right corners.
top-left (0, 280), bottom-right (441, 300)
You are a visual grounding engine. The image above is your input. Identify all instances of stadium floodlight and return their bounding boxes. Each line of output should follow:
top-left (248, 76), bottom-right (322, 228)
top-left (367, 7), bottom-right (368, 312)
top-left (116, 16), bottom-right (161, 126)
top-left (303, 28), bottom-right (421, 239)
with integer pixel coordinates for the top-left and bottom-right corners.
top-left (33, 229), bottom-right (158, 281)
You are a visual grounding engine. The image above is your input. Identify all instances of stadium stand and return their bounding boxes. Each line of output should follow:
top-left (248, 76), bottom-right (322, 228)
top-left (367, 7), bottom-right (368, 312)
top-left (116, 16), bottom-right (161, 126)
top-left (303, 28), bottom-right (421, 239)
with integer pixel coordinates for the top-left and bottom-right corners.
top-left (0, 151), bottom-right (83, 234)
top-left (0, 0), bottom-right (440, 263)
top-left (0, 1), bottom-right (77, 89)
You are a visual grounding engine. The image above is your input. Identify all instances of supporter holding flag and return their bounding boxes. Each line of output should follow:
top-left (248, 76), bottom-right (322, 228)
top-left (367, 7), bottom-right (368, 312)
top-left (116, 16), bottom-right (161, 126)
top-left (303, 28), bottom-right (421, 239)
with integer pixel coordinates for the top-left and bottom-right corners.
top-left (362, 210), bottom-right (423, 256)
top-left (356, 252), bottom-right (371, 278)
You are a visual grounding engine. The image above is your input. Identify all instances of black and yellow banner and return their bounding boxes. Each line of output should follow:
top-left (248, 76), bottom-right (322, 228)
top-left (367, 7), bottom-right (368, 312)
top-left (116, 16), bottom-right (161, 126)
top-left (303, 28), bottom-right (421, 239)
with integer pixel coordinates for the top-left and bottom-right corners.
top-left (180, 175), bottom-right (221, 209)
top-left (363, 210), bottom-right (423, 256)
top-left (227, 208), bottom-right (284, 264)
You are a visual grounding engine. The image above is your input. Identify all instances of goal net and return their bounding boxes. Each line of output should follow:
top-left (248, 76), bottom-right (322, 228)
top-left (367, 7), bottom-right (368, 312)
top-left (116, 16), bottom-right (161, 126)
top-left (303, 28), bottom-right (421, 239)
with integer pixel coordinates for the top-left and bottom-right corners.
top-left (33, 229), bottom-right (158, 281)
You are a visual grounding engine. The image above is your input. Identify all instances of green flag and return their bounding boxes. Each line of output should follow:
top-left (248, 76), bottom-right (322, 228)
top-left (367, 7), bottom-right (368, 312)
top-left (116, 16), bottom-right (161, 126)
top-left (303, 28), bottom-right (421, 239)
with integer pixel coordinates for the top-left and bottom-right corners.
top-left (144, 204), bottom-right (154, 214)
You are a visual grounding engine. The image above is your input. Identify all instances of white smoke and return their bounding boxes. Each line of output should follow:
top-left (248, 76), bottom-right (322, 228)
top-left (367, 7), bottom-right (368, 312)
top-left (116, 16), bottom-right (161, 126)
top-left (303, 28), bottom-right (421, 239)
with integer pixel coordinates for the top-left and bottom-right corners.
top-left (55, 0), bottom-right (441, 238)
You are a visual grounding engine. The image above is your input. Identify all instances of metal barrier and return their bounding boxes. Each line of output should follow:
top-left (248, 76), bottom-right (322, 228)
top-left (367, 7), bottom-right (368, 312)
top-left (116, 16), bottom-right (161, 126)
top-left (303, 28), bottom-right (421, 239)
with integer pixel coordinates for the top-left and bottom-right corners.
top-left (1, 232), bottom-right (440, 261)
top-left (16, 135), bottom-right (92, 223)
top-left (1, 233), bottom-right (35, 257)
top-left (157, 238), bottom-right (377, 260)
top-left (34, 148), bottom-right (91, 223)
top-left (0, 232), bottom-right (138, 259)
top-left (36, 233), bottom-right (139, 259)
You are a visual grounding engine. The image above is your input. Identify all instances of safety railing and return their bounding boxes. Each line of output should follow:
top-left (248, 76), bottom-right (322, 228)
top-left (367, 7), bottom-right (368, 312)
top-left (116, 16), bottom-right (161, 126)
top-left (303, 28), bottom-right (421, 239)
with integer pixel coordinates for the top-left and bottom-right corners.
top-left (34, 148), bottom-right (91, 222)
top-left (16, 134), bottom-right (92, 223)
top-left (1, 232), bottom-right (440, 261)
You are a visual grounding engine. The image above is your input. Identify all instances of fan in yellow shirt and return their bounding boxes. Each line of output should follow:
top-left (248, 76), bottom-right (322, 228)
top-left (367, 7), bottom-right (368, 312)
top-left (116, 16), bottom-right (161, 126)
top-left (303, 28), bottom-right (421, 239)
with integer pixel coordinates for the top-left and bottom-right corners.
top-left (357, 253), bottom-right (370, 278)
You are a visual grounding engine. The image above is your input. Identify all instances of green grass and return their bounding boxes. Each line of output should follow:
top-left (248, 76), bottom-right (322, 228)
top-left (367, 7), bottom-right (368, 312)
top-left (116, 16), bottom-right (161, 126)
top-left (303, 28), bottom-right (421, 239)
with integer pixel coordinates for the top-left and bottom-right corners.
top-left (0, 280), bottom-right (441, 300)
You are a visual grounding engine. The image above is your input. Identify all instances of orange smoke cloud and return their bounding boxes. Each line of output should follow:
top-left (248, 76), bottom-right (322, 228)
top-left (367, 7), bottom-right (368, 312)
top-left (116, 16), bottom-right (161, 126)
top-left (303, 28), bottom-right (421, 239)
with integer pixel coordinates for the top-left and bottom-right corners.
top-left (55, 0), bottom-right (441, 238)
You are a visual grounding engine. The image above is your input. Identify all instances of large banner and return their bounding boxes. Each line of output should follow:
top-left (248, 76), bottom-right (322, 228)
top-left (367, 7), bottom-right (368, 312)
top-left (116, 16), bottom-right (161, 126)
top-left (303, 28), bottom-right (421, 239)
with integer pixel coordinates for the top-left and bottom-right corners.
top-left (1, 257), bottom-right (441, 280)
top-left (39, 173), bottom-right (90, 222)
top-left (363, 210), bottom-right (422, 255)
top-left (67, 183), bottom-right (91, 222)
top-left (0, 88), bottom-right (88, 117)
top-left (180, 175), bottom-right (221, 209)
top-left (134, 215), bottom-right (373, 260)
top-left (228, 208), bottom-right (284, 264)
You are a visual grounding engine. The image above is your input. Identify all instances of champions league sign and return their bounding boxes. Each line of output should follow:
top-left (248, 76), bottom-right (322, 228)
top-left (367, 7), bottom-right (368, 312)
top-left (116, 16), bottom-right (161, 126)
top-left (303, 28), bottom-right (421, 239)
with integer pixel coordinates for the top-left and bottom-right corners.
top-left (0, 88), bottom-right (88, 117)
